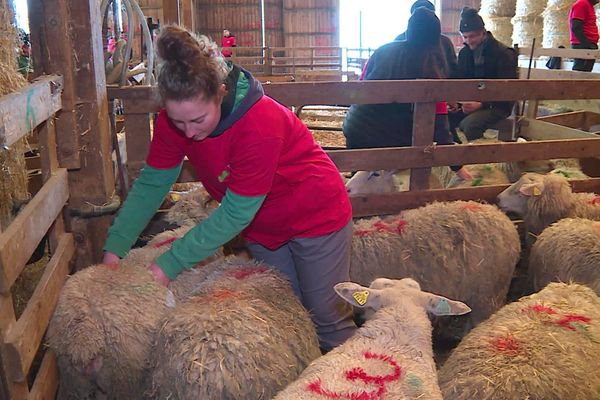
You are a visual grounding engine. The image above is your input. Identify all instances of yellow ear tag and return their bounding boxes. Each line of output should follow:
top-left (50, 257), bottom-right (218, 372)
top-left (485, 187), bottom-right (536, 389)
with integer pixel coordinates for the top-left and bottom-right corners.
top-left (352, 290), bottom-right (370, 306)
top-left (532, 187), bottom-right (542, 196)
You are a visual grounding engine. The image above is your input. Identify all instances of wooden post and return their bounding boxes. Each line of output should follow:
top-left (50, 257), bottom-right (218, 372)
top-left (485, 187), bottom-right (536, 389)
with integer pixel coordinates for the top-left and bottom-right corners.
top-left (28, 0), bottom-right (80, 169)
top-left (30, 0), bottom-right (117, 269)
top-left (410, 102), bottom-right (436, 191)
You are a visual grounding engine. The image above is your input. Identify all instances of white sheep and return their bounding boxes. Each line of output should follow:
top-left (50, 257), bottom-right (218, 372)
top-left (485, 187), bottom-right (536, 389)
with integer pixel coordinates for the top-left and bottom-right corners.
top-left (497, 172), bottom-right (600, 235)
top-left (273, 277), bottom-right (471, 400)
top-left (345, 169), bottom-right (443, 195)
top-left (351, 200), bottom-right (520, 336)
top-left (529, 218), bottom-right (600, 295)
top-left (439, 282), bottom-right (600, 400)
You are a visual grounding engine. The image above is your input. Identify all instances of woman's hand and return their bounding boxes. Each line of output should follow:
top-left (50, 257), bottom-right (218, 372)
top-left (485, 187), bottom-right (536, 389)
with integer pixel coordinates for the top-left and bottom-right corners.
top-left (461, 102), bottom-right (482, 114)
top-left (149, 263), bottom-right (171, 286)
top-left (102, 251), bottom-right (120, 269)
top-left (456, 167), bottom-right (474, 181)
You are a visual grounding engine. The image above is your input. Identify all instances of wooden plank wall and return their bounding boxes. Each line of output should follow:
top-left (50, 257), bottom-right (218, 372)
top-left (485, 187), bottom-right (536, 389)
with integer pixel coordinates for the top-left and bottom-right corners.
top-left (0, 76), bottom-right (73, 399)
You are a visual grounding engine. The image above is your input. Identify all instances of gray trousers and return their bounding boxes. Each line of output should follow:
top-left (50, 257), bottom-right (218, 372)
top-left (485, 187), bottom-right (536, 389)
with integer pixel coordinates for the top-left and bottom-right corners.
top-left (248, 221), bottom-right (357, 351)
top-left (450, 108), bottom-right (509, 141)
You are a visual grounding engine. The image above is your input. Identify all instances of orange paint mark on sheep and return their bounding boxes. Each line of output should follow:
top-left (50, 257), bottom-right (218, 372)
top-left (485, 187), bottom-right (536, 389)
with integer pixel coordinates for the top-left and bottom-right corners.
top-left (461, 203), bottom-right (484, 212)
top-left (210, 288), bottom-right (238, 301)
top-left (153, 237), bottom-right (177, 248)
top-left (229, 266), bottom-right (269, 280)
top-left (354, 220), bottom-right (407, 237)
top-left (490, 334), bottom-right (522, 356)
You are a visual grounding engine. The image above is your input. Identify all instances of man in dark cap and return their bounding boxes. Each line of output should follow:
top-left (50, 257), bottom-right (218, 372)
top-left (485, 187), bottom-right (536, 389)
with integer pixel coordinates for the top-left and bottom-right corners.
top-left (448, 7), bottom-right (518, 142)
top-left (568, 0), bottom-right (599, 72)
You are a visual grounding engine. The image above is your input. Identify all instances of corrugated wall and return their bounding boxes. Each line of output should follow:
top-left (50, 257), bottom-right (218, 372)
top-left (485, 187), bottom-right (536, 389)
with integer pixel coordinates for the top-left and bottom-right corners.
top-left (195, 0), bottom-right (284, 52)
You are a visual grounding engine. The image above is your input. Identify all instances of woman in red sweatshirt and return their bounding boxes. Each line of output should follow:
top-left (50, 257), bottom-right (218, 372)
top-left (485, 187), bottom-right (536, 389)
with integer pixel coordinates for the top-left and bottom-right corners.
top-left (102, 25), bottom-right (356, 352)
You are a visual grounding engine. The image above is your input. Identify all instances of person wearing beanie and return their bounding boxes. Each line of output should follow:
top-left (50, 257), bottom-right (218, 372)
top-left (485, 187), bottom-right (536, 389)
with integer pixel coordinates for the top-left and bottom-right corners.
top-left (394, 0), bottom-right (458, 78)
top-left (344, 8), bottom-right (472, 180)
top-left (568, 0), bottom-right (599, 72)
top-left (448, 7), bottom-right (518, 142)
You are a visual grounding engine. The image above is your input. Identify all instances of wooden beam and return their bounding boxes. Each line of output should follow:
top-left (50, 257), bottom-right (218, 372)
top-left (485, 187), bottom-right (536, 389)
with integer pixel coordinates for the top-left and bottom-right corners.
top-left (519, 47), bottom-right (600, 60)
top-left (326, 138), bottom-right (600, 171)
top-left (537, 111), bottom-right (588, 129)
top-left (38, 116), bottom-right (59, 182)
top-left (520, 119), bottom-right (599, 140)
top-left (522, 68), bottom-right (600, 80)
top-left (3, 233), bottom-right (74, 382)
top-left (0, 75), bottom-right (62, 147)
top-left (122, 107), bottom-right (152, 185)
top-left (350, 178), bottom-right (600, 217)
top-left (108, 80), bottom-right (600, 113)
top-left (180, 0), bottom-right (194, 30)
top-left (28, 350), bottom-right (58, 400)
top-left (0, 169), bottom-right (69, 294)
top-left (29, 0), bottom-right (81, 168)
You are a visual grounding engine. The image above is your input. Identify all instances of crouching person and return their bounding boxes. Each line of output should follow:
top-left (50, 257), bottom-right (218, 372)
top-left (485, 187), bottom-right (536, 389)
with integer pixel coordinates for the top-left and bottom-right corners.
top-left (102, 25), bottom-right (357, 352)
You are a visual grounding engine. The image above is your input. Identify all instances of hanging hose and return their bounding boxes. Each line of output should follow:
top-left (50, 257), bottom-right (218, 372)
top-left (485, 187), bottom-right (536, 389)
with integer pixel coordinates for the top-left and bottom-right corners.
top-left (101, 0), bottom-right (154, 86)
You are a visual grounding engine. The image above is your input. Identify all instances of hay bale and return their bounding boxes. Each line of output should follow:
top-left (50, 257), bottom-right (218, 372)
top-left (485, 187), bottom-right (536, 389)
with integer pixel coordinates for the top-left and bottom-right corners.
top-left (512, 15), bottom-right (545, 47)
top-left (529, 218), bottom-right (600, 295)
top-left (150, 258), bottom-right (321, 400)
top-left (515, 0), bottom-right (548, 17)
top-left (47, 263), bottom-right (172, 399)
top-left (542, 4), bottom-right (571, 49)
top-left (439, 282), bottom-right (600, 399)
top-left (483, 16), bottom-right (514, 46)
top-left (480, 0), bottom-right (516, 17)
top-left (350, 201), bottom-right (520, 333)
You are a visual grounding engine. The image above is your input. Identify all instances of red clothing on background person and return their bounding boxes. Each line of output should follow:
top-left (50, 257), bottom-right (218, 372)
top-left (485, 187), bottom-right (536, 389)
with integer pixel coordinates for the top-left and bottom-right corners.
top-left (221, 30), bottom-right (237, 57)
top-left (569, 0), bottom-right (599, 45)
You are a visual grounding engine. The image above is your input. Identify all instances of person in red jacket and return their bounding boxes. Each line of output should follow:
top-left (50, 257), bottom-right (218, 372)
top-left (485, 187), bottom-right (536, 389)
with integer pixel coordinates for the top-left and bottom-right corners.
top-left (569, 0), bottom-right (599, 72)
top-left (221, 29), bottom-right (237, 57)
top-left (102, 25), bottom-right (356, 352)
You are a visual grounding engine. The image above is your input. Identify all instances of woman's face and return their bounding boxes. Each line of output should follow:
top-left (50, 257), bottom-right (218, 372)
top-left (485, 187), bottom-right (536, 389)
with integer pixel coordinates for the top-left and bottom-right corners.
top-left (165, 87), bottom-right (225, 141)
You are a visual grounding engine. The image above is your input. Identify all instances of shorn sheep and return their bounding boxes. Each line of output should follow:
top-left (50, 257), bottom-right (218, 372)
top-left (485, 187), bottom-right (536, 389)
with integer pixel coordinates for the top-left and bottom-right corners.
top-left (150, 258), bottom-right (321, 400)
top-left (439, 282), bottom-right (600, 400)
top-left (351, 201), bottom-right (520, 332)
top-left (497, 172), bottom-right (600, 235)
top-left (273, 277), bottom-right (471, 400)
top-left (529, 218), bottom-right (600, 295)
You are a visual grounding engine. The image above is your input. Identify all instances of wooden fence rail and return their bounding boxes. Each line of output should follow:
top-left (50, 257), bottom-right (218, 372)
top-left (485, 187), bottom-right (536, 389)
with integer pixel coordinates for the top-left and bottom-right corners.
top-left (108, 78), bottom-right (600, 216)
top-left (0, 75), bottom-right (69, 400)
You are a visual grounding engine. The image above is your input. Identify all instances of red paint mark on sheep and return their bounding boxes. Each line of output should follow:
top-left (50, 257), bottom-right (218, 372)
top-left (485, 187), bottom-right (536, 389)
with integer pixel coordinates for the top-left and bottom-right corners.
top-left (590, 197), bottom-right (600, 205)
top-left (525, 304), bottom-right (558, 315)
top-left (229, 266), bottom-right (269, 280)
top-left (153, 237), bottom-right (177, 248)
top-left (554, 314), bottom-right (591, 331)
top-left (490, 334), bottom-right (522, 356)
top-left (354, 220), bottom-right (407, 237)
top-left (305, 351), bottom-right (402, 399)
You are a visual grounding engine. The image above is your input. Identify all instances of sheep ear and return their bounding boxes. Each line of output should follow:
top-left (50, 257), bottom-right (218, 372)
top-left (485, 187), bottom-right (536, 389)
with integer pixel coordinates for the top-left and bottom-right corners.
top-left (334, 282), bottom-right (382, 309)
top-left (519, 181), bottom-right (544, 197)
top-left (425, 294), bottom-right (471, 316)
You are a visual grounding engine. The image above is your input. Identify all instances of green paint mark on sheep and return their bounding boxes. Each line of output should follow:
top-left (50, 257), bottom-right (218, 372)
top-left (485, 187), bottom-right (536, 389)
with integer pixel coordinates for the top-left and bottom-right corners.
top-left (406, 373), bottom-right (423, 388)
top-left (471, 177), bottom-right (483, 186)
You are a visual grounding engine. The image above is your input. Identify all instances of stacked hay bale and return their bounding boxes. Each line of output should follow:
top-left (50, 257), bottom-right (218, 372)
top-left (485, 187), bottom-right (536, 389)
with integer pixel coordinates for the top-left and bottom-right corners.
top-left (0, 0), bottom-right (29, 230)
top-left (480, 0), bottom-right (517, 46)
top-left (512, 0), bottom-right (548, 47)
top-left (542, 0), bottom-right (572, 48)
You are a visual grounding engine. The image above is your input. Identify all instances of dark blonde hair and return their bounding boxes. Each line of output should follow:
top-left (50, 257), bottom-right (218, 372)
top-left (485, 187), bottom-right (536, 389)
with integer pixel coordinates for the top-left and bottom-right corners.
top-left (155, 25), bottom-right (230, 102)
